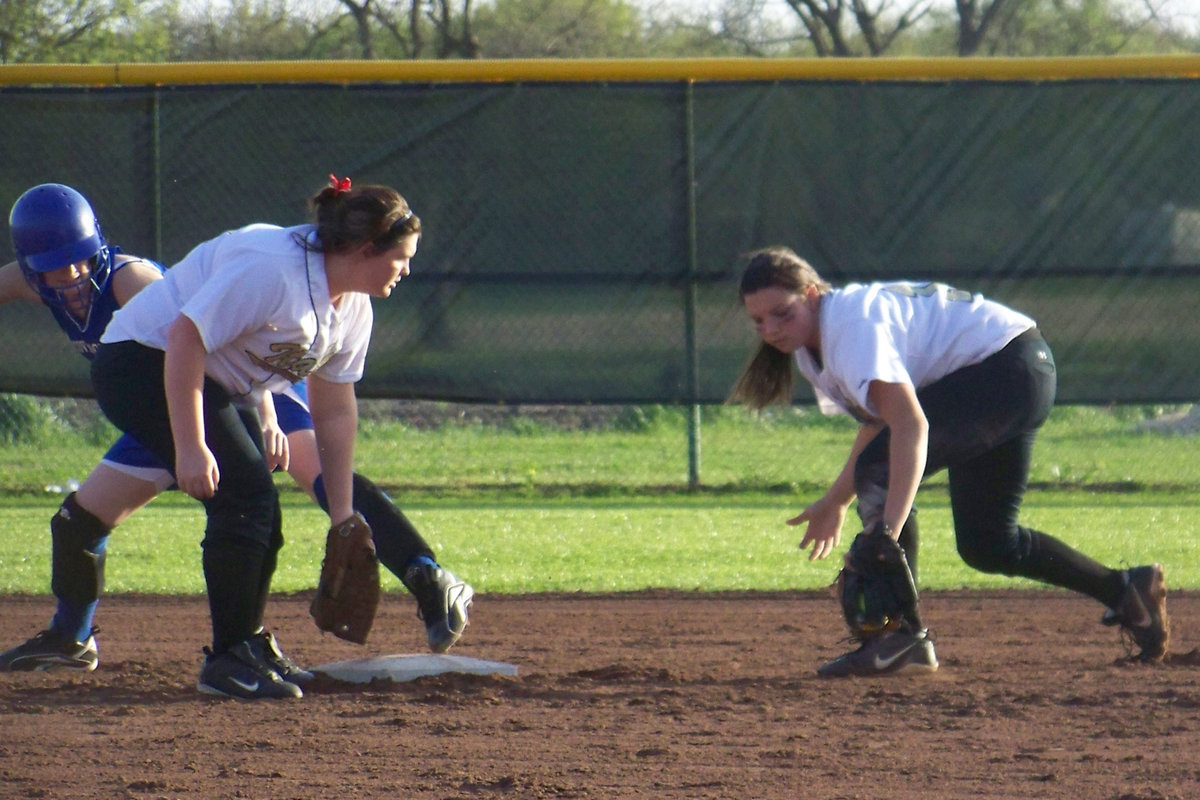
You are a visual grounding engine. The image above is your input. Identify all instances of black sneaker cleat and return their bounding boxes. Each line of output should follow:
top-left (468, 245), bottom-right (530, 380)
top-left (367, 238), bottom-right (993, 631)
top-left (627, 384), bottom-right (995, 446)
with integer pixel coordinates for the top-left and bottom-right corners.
top-left (1102, 564), bottom-right (1170, 663)
top-left (197, 638), bottom-right (303, 700)
top-left (817, 627), bottom-right (938, 678)
top-left (0, 628), bottom-right (99, 672)
top-left (402, 563), bottom-right (474, 654)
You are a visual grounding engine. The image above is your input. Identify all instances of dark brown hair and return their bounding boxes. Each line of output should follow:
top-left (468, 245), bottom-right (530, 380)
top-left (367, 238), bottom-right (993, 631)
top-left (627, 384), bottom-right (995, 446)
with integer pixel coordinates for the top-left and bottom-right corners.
top-left (302, 182), bottom-right (421, 254)
top-left (727, 247), bottom-right (831, 410)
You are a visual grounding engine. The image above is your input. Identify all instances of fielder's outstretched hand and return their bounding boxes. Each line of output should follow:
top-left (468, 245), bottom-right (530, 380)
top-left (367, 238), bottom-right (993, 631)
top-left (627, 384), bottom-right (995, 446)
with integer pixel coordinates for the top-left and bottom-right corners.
top-left (789, 495), bottom-right (848, 561)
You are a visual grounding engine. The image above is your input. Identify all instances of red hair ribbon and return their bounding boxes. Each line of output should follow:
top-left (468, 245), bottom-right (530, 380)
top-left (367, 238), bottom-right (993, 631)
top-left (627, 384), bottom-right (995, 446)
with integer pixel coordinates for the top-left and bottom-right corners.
top-left (328, 174), bottom-right (352, 195)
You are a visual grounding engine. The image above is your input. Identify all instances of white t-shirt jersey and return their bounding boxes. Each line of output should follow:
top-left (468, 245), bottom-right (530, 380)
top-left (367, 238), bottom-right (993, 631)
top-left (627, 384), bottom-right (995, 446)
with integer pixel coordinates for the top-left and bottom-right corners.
top-left (794, 281), bottom-right (1035, 422)
top-left (102, 224), bottom-right (372, 405)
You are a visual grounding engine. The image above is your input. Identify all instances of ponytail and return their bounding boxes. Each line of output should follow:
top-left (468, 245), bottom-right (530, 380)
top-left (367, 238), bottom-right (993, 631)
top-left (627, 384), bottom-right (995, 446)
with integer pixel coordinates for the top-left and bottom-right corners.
top-left (727, 343), bottom-right (794, 410)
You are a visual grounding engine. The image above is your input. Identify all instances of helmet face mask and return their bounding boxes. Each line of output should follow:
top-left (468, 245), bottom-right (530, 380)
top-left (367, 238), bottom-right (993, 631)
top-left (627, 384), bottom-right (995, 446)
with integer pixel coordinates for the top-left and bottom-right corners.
top-left (9, 183), bottom-right (113, 328)
top-left (31, 258), bottom-right (103, 321)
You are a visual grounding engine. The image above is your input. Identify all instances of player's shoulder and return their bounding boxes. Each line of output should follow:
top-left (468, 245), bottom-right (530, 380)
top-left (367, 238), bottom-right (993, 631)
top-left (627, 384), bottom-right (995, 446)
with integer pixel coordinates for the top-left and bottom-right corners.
top-left (109, 254), bottom-right (165, 307)
top-left (823, 283), bottom-right (880, 319)
top-left (113, 253), bottom-right (166, 275)
top-left (227, 222), bottom-right (287, 238)
top-left (206, 224), bottom-right (310, 266)
top-left (222, 223), bottom-right (305, 246)
top-left (838, 281), bottom-right (942, 315)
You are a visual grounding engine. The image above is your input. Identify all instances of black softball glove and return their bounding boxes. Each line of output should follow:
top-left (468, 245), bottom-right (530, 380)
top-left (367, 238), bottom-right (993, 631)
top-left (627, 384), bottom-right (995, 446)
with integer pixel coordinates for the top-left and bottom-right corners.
top-left (837, 523), bottom-right (923, 638)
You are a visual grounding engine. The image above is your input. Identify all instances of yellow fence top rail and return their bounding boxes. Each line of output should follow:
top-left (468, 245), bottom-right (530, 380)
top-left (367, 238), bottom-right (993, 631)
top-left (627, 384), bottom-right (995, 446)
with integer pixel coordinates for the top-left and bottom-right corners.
top-left (3, 55), bottom-right (1200, 86)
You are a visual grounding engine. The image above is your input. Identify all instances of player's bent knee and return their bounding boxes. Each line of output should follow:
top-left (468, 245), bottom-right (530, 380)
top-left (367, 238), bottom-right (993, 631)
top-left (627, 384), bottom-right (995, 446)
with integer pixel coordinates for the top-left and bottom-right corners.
top-left (50, 492), bottom-right (110, 605)
top-left (955, 531), bottom-right (1026, 575)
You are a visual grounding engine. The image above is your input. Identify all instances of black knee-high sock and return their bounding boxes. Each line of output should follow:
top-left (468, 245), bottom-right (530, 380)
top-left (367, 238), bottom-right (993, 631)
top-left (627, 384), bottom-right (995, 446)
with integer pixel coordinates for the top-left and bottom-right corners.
top-left (897, 511), bottom-right (919, 584)
top-left (894, 511), bottom-right (924, 630)
top-left (1014, 528), bottom-right (1125, 607)
top-left (249, 500), bottom-right (284, 634)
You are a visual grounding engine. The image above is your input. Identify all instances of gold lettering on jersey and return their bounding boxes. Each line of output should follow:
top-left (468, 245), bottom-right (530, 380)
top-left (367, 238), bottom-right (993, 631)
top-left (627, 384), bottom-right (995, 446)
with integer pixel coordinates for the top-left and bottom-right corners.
top-left (246, 342), bottom-right (329, 383)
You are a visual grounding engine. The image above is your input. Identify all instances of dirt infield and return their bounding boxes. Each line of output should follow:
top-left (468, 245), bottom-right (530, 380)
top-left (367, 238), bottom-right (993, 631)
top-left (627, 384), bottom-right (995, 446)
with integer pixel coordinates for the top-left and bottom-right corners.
top-left (2, 589), bottom-right (1198, 800)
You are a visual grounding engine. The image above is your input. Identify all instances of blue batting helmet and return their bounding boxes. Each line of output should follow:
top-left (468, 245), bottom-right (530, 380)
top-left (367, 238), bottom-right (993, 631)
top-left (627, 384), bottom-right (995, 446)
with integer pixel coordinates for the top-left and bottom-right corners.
top-left (9, 183), bottom-right (113, 313)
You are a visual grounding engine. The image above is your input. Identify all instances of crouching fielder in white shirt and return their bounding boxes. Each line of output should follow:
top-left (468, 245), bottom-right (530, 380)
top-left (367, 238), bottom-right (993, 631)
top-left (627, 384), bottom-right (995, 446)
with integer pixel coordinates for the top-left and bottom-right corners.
top-left (729, 246), bottom-right (1169, 677)
top-left (92, 176), bottom-right (471, 700)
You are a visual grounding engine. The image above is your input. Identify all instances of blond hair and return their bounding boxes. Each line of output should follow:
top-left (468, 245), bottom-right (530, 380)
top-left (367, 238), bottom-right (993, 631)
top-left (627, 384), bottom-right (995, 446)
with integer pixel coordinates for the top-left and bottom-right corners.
top-left (727, 247), bottom-right (831, 410)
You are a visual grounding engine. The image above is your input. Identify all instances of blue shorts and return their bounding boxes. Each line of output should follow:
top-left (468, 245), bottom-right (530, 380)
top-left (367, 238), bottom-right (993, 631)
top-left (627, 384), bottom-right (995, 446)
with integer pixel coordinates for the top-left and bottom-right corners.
top-left (275, 383), bottom-right (314, 434)
top-left (99, 387), bottom-right (314, 488)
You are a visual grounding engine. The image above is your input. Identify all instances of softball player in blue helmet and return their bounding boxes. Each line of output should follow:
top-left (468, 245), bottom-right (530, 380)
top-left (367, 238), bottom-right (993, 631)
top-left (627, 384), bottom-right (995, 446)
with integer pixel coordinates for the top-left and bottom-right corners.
top-left (0, 183), bottom-right (473, 695)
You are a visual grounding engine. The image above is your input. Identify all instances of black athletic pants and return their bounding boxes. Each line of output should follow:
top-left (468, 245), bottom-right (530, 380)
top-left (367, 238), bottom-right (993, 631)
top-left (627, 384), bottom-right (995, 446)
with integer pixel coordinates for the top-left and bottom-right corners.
top-left (853, 329), bottom-right (1126, 609)
top-left (91, 341), bottom-right (281, 654)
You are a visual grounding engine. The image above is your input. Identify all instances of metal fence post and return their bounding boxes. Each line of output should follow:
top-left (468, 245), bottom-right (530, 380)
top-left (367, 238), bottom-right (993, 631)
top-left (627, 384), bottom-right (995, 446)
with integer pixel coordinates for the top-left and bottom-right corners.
top-left (151, 88), bottom-right (163, 264)
top-left (684, 80), bottom-right (701, 490)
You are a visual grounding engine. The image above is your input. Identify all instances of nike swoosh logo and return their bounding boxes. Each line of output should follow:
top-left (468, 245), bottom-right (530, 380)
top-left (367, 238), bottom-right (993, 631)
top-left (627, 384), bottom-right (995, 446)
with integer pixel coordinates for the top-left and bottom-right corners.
top-left (32, 656), bottom-right (86, 669)
top-left (228, 676), bottom-right (260, 693)
top-left (873, 641), bottom-right (917, 671)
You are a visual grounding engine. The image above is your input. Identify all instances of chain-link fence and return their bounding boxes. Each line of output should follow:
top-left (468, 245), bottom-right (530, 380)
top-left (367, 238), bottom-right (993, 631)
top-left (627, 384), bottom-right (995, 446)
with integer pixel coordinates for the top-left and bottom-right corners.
top-left (2, 61), bottom-right (1199, 428)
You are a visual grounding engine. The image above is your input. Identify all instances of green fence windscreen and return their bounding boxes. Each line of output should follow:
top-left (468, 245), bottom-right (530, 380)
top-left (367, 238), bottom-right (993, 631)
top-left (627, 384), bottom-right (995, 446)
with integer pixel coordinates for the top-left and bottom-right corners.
top-left (2, 76), bottom-right (1198, 404)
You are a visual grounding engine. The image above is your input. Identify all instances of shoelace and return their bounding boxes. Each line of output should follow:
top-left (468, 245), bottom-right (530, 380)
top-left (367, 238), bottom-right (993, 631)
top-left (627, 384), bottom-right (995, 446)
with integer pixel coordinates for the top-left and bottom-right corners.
top-left (258, 633), bottom-right (305, 673)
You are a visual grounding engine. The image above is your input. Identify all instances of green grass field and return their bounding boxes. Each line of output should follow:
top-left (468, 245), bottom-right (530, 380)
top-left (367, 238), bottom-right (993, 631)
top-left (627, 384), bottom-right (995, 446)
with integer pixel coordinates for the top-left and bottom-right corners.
top-left (0, 403), bottom-right (1196, 595)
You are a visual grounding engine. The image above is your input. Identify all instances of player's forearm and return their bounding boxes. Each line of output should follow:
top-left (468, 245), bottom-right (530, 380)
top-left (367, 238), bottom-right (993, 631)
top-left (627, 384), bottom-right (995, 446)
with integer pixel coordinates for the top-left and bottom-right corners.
top-left (867, 380), bottom-right (928, 536)
top-left (0, 261), bottom-right (38, 305)
top-left (257, 392), bottom-right (279, 429)
top-left (308, 378), bottom-right (359, 523)
top-left (884, 421), bottom-right (926, 535)
top-left (163, 316), bottom-right (209, 454)
top-left (828, 423), bottom-right (883, 507)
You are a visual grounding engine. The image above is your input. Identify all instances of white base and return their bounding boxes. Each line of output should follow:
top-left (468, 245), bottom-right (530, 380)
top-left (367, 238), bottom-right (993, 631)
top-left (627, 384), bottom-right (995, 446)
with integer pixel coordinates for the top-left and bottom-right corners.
top-left (312, 653), bottom-right (518, 684)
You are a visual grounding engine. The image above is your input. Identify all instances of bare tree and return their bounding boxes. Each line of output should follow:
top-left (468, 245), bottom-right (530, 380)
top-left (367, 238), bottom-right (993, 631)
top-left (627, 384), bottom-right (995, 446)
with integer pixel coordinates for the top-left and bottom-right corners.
top-left (0, 0), bottom-right (130, 63)
top-left (427, 0), bottom-right (479, 58)
top-left (684, 0), bottom-right (1197, 57)
top-left (411, 0), bottom-right (423, 57)
top-left (334, 0), bottom-right (378, 57)
top-left (474, 0), bottom-right (652, 58)
top-left (361, 0), bottom-right (419, 58)
top-left (661, 0), bottom-right (804, 56)
top-left (364, 0), bottom-right (477, 60)
top-left (956, 0), bottom-right (1015, 55)
top-left (782, 0), bottom-right (931, 56)
top-left (5, 0), bottom-right (1196, 64)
